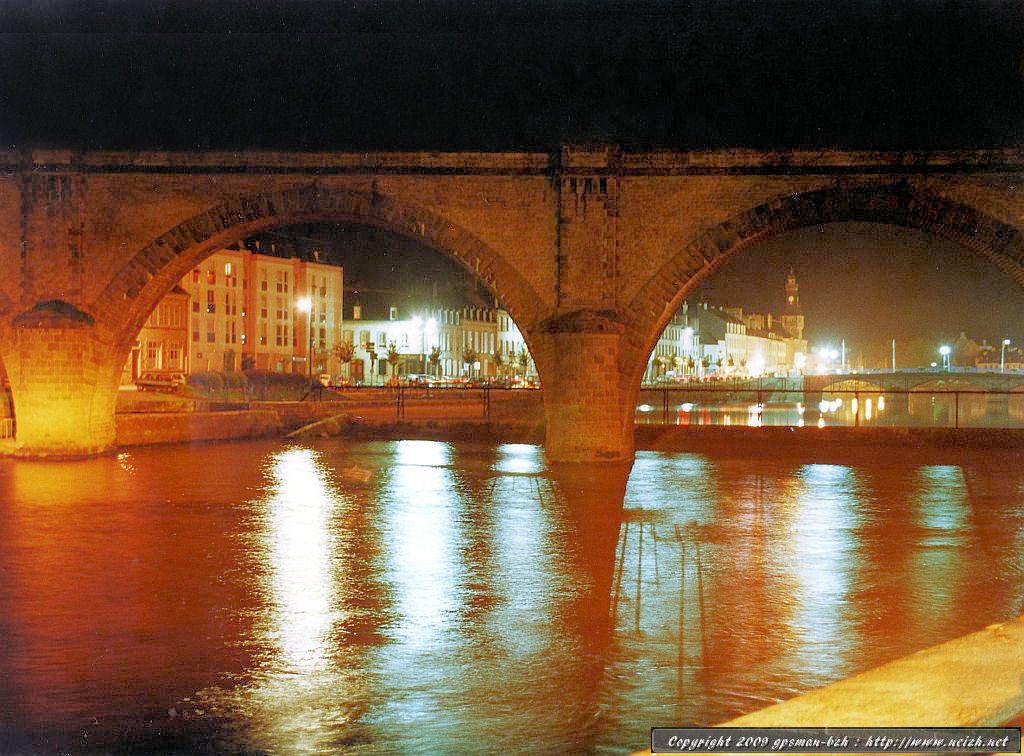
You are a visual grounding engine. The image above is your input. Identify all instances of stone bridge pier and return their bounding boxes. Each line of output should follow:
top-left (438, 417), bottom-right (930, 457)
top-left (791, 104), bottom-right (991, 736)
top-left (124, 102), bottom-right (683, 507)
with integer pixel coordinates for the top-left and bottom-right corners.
top-left (532, 312), bottom-right (638, 464)
top-left (0, 306), bottom-right (122, 457)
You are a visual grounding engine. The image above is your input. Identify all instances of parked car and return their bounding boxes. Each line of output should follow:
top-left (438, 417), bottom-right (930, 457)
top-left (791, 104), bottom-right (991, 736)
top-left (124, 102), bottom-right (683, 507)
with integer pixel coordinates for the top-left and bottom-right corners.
top-left (136, 371), bottom-right (186, 392)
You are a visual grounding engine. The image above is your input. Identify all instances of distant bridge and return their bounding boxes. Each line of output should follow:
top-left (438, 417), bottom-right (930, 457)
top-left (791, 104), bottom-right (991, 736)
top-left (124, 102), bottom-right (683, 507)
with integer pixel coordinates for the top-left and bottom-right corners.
top-left (807, 370), bottom-right (1024, 394)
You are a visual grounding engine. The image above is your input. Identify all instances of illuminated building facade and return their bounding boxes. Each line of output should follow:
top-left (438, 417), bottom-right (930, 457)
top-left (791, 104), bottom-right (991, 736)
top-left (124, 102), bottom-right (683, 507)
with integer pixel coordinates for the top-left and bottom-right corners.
top-left (124, 245), bottom-right (344, 380)
top-left (644, 275), bottom-right (808, 380)
top-left (121, 287), bottom-right (190, 383)
top-left (340, 292), bottom-right (535, 383)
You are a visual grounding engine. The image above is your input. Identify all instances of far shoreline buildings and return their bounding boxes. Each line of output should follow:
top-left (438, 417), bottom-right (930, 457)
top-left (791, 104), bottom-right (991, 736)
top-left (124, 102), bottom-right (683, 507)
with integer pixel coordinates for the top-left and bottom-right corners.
top-left (123, 241), bottom-right (537, 385)
top-left (122, 243), bottom-right (344, 383)
top-left (92, 257), bottom-right (1024, 387)
top-left (646, 272), bottom-right (808, 380)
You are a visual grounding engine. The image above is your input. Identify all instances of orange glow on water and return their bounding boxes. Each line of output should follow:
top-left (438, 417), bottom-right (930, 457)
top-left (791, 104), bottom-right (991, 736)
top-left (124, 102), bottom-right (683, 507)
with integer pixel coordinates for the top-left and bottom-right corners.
top-left (1, 441), bottom-right (1023, 752)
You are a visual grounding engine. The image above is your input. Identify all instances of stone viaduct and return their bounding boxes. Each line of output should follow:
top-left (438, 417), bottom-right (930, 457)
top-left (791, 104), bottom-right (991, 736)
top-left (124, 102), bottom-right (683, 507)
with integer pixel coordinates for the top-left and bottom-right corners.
top-left (3, 145), bottom-right (1024, 462)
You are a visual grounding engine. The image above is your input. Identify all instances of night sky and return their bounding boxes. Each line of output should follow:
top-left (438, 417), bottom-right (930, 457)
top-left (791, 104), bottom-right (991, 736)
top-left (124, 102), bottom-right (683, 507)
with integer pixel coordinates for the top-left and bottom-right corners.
top-left (4, 1), bottom-right (1024, 364)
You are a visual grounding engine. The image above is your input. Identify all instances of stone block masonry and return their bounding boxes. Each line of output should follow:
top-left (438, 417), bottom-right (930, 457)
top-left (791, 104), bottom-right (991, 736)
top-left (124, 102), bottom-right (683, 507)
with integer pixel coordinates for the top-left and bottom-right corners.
top-left (2, 146), bottom-right (1024, 461)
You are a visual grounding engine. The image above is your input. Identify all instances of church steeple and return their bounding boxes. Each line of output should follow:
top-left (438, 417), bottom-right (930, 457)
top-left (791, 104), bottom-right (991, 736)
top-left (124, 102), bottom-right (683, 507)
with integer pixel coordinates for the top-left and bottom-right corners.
top-left (780, 271), bottom-right (804, 340)
top-left (784, 270), bottom-right (801, 313)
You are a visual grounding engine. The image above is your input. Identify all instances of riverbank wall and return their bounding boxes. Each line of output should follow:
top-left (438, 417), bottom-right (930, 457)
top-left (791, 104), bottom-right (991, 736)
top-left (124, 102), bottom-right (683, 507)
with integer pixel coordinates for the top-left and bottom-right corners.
top-left (115, 404), bottom-right (1024, 454)
top-left (115, 402), bottom-right (348, 447)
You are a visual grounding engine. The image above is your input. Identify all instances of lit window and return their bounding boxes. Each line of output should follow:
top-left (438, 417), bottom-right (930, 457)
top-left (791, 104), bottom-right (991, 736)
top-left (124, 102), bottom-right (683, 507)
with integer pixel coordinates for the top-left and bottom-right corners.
top-left (224, 262), bottom-right (233, 277)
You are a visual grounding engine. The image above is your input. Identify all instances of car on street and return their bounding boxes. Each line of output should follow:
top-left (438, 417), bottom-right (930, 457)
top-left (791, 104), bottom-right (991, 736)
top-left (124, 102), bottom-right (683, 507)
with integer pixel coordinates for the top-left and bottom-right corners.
top-left (135, 371), bottom-right (187, 392)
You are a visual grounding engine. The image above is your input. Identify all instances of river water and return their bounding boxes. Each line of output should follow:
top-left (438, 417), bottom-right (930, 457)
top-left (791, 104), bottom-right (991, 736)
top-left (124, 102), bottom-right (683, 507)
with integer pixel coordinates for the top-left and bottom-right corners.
top-left (1, 439), bottom-right (1022, 753)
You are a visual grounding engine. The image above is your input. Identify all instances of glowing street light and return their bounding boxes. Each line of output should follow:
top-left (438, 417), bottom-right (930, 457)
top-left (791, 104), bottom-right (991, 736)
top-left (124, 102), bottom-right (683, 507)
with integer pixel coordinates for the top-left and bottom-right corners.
top-left (939, 344), bottom-right (951, 371)
top-left (814, 345), bottom-right (840, 374)
top-left (410, 315), bottom-right (438, 374)
top-left (296, 297), bottom-right (313, 381)
top-left (1001, 338), bottom-right (1011, 373)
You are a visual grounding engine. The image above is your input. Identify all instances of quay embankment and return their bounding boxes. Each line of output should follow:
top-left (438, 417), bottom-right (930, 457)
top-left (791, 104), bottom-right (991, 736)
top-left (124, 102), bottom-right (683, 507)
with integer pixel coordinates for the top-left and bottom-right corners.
top-left (113, 390), bottom-right (546, 448)
top-left (633, 424), bottom-right (1024, 454)
top-left (112, 399), bottom-right (1024, 453)
top-left (105, 389), bottom-right (1024, 452)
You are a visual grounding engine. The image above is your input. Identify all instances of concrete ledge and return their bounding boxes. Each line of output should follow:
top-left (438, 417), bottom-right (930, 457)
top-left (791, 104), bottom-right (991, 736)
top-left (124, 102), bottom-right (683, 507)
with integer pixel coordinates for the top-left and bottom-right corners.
top-left (635, 425), bottom-right (1024, 453)
top-left (116, 410), bottom-right (283, 447)
top-left (634, 616), bottom-right (1024, 755)
top-left (287, 416), bottom-right (545, 444)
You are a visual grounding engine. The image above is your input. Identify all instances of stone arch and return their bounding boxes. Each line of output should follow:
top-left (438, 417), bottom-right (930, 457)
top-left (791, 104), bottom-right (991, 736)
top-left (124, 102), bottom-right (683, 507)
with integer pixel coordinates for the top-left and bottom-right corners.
top-left (626, 179), bottom-right (1024, 387)
top-left (92, 184), bottom-right (546, 355)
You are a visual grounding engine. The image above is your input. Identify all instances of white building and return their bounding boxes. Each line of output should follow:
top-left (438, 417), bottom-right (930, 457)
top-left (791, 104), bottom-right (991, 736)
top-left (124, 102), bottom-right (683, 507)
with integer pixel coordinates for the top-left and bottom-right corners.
top-left (644, 274), bottom-right (808, 381)
top-left (340, 292), bottom-right (535, 383)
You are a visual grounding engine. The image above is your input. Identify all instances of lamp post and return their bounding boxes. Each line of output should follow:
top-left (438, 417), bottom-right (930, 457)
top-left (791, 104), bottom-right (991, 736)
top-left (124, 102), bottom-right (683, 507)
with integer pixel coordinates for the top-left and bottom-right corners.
top-left (425, 317), bottom-right (436, 375)
top-left (411, 316), bottom-right (422, 374)
top-left (1001, 338), bottom-right (1011, 373)
top-left (297, 297), bottom-right (313, 381)
top-left (409, 315), bottom-right (438, 375)
top-left (939, 344), bottom-right (951, 372)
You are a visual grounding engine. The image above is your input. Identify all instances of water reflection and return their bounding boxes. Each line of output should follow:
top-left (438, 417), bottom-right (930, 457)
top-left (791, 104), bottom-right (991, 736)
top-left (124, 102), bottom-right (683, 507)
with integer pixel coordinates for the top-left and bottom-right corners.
top-left (1, 441), bottom-right (1023, 753)
top-left (638, 391), bottom-right (1024, 428)
top-left (783, 465), bottom-right (860, 684)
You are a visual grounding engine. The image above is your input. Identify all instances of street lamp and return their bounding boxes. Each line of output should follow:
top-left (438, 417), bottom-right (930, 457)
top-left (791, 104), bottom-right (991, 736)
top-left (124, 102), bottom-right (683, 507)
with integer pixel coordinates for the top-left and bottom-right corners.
top-left (939, 344), bottom-right (951, 372)
top-left (296, 297), bottom-right (313, 381)
top-left (411, 315), bottom-right (422, 374)
top-left (1001, 338), bottom-right (1011, 373)
top-left (425, 317), bottom-right (437, 375)
top-left (410, 315), bottom-right (438, 375)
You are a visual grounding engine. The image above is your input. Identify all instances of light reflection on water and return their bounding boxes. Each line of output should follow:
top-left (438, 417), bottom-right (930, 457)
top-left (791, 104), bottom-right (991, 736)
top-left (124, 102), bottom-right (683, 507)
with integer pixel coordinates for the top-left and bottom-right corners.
top-left (636, 394), bottom-right (1024, 428)
top-left (0, 439), bottom-right (1023, 753)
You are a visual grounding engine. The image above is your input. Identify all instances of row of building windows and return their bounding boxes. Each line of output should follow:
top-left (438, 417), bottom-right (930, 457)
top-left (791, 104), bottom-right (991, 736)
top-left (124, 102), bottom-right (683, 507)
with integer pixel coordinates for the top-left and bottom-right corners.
top-left (146, 301), bottom-right (186, 329)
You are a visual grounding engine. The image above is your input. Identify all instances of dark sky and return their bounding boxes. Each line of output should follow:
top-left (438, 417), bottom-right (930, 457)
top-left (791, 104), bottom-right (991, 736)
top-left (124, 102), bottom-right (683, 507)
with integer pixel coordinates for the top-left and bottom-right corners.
top-left (4, 1), bottom-right (1024, 361)
top-left (3, 1), bottom-right (1024, 151)
top-left (696, 223), bottom-right (1024, 366)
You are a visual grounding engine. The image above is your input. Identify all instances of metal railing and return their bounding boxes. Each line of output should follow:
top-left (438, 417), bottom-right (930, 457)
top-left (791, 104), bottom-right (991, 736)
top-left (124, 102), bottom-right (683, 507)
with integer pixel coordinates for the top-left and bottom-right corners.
top-left (636, 386), bottom-right (1024, 429)
top-left (306, 383), bottom-right (540, 422)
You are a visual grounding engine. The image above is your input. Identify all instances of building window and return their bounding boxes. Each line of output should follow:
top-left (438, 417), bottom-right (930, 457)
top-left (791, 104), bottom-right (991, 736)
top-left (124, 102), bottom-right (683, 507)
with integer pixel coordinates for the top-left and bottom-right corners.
top-left (192, 269), bottom-right (200, 283)
top-left (207, 269), bottom-right (216, 286)
top-left (224, 262), bottom-right (233, 277)
top-left (353, 304), bottom-right (362, 320)
top-left (207, 291), bottom-right (215, 314)
top-left (207, 331), bottom-right (215, 343)
top-left (389, 306), bottom-right (397, 321)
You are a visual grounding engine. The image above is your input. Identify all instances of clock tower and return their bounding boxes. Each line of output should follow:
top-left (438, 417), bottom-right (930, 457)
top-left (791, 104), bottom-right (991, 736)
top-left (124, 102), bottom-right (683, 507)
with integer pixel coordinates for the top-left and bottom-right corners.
top-left (779, 271), bottom-right (804, 340)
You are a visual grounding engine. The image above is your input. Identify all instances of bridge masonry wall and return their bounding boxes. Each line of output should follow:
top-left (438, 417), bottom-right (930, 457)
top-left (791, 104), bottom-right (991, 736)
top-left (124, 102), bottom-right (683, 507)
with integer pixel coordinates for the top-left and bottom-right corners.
top-left (4, 147), bottom-right (1024, 461)
top-left (0, 322), bottom-right (119, 457)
